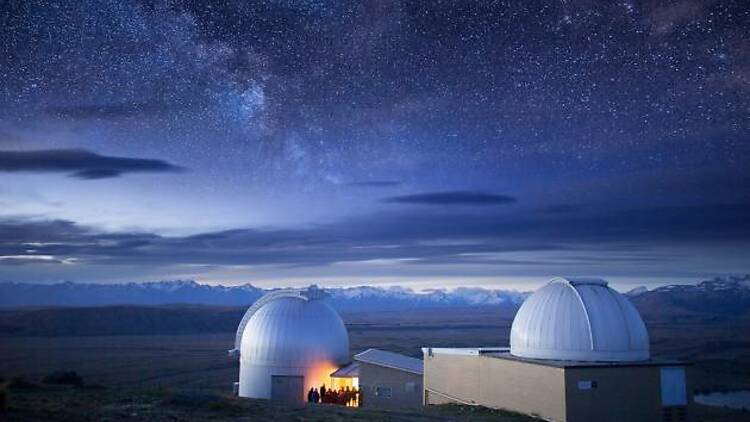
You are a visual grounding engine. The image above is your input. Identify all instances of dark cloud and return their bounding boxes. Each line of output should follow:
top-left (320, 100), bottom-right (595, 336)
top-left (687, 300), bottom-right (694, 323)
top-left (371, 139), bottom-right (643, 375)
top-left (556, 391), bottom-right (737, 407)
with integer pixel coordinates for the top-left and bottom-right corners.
top-left (0, 256), bottom-right (69, 265)
top-left (347, 181), bottom-right (402, 187)
top-left (2, 202), bottom-right (748, 271)
top-left (71, 169), bottom-right (123, 180)
top-left (382, 191), bottom-right (517, 206)
top-left (0, 149), bottom-right (185, 179)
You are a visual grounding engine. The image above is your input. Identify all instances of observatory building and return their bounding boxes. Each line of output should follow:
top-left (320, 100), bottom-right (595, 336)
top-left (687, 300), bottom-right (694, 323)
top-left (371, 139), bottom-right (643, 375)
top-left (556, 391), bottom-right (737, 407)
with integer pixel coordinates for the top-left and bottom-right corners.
top-left (423, 277), bottom-right (691, 422)
top-left (229, 287), bottom-right (349, 404)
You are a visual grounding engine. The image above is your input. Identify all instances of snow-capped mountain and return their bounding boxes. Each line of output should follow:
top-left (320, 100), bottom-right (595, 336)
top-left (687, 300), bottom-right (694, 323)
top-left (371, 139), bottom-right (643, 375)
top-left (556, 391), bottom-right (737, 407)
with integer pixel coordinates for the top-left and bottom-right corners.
top-left (625, 286), bottom-right (649, 297)
top-left (0, 280), bottom-right (265, 307)
top-left (629, 275), bottom-right (750, 317)
top-left (0, 280), bottom-right (527, 310)
top-left (326, 285), bottom-right (528, 310)
top-left (655, 275), bottom-right (750, 293)
top-left (2, 276), bottom-right (748, 315)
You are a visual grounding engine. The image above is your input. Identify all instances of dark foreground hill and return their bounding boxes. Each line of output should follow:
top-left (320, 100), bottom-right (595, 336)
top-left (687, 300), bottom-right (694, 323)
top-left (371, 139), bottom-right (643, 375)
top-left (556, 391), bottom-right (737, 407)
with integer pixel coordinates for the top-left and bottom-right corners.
top-left (0, 305), bottom-right (245, 337)
top-left (5, 384), bottom-right (538, 422)
top-left (3, 380), bottom-right (747, 422)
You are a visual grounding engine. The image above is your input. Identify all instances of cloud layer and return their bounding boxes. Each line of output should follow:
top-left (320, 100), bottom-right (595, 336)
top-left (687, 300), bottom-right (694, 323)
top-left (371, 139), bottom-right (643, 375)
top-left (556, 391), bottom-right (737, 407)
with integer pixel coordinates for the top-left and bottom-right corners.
top-left (2, 201), bottom-right (748, 273)
top-left (383, 191), bottom-right (517, 205)
top-left (0, 149), bottom-right (185, 179)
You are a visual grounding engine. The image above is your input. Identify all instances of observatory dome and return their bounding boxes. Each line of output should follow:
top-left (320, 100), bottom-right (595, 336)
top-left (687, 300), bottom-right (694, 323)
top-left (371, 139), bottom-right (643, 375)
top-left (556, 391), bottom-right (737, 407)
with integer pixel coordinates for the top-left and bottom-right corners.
top-left (510, 277), bottom-right (649, 362)
top-left (235, 288), bottom-right (349, 399)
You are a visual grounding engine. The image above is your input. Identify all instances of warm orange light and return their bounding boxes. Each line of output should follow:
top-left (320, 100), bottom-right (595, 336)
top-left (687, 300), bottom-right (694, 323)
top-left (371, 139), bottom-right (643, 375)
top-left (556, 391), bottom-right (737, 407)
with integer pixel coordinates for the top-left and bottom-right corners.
top-left (302, 362), bottom-right (360, 407)
top-left (330, 376), bottom-right (360, 407)
top-left (304, 360), bottom-right (340, 394)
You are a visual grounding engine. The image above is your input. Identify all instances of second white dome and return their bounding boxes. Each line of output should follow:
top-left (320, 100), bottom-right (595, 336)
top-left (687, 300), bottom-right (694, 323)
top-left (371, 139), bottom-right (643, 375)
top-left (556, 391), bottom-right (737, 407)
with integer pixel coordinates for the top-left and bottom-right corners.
top-left (510, 277), bottom-right (649, 362)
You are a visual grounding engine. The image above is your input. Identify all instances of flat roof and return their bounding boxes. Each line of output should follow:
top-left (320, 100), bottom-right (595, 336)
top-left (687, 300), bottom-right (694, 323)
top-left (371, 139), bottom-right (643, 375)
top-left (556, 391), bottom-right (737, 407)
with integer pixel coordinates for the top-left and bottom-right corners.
top-left (422, 347), bottom-right (509, 356)
top-left (354, 348), bottom-right (423, 375)
top-left (423, 347), bottom-right (688, 369)
top-left (330, 361), bottom-right (360, 378)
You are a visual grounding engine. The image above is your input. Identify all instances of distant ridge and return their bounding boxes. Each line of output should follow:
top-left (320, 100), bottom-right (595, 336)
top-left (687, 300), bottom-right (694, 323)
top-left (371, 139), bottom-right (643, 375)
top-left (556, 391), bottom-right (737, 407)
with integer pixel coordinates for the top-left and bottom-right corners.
top-left (0, 280), bottom-right (265, 307)
top-left (0, 280), bottom-right (528, 310)
top-left (628, 275), bottom-right (750, 318)
top-left (2, 275), bottom-right (748, 316)
top-left (1, 276), bottom-right (748, 337)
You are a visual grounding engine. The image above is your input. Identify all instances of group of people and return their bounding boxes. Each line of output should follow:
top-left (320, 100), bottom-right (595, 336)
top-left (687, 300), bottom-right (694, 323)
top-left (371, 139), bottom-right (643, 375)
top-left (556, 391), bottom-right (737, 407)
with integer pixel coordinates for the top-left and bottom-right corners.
top-left (307, 384), bottom-right (360, 407)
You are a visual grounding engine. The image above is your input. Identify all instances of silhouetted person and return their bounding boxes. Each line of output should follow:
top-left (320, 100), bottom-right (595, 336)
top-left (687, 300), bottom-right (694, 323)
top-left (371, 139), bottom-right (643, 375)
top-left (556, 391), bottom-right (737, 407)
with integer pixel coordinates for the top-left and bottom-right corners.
top-left (307, 387), bottom-right (314, 403)
top-left (344, 386), bottom-right (351, 406)
top-left (320, 384), bottom-right (327, 403)
top-left (312, 387), bottom-right (320, 403)
top-left (330, 389), bottom-right (339, 405)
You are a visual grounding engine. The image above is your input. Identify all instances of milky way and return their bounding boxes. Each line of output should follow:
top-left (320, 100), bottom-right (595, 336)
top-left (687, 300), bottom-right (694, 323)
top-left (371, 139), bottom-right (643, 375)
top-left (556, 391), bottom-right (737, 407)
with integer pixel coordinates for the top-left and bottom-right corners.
top-left (0, 0), bottom-right (748, 288)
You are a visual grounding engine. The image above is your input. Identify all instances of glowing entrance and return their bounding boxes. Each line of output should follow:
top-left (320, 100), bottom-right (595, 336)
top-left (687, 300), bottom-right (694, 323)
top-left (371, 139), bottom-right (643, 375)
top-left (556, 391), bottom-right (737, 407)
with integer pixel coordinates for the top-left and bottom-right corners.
top-left (327, 362), bottom-right (361, 407)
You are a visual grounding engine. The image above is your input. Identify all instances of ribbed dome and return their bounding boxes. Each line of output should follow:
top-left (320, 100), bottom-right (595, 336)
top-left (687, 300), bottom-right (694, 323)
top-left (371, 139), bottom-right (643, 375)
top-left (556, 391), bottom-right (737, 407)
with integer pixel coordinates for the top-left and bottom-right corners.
top-left (240, 296), bottom-right (349, 365)
top-left (237, 288), bottom-right (349, 399)
top-left (510, 277), bottom-right (649, 362)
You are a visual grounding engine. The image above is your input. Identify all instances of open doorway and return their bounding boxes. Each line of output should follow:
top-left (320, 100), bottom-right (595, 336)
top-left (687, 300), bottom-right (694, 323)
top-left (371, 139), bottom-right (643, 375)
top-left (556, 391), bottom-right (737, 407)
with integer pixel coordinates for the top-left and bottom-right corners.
top-left (327, 362), bottom-right (360, 407)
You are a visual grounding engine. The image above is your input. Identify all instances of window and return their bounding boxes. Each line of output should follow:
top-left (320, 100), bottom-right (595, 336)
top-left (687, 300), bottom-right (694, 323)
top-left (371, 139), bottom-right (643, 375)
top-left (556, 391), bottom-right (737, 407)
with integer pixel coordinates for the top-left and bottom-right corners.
top-left (375, 386), bottom-right (392, 398)
top-left (405, 382), bottom-right (417, 393)
top-left (577, 380), bottom-right (597, 390)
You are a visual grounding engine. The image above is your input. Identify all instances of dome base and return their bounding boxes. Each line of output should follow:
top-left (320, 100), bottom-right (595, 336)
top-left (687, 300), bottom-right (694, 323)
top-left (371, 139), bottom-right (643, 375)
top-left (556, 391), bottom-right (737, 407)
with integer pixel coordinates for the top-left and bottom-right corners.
top-left (510, 347), bottom-right (650, 362)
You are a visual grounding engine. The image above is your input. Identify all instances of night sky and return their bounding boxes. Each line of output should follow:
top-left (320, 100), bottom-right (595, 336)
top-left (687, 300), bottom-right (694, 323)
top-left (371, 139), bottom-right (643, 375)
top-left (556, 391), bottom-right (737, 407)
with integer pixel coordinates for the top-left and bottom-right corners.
top-left (1, 0), bottom-right (748, 290)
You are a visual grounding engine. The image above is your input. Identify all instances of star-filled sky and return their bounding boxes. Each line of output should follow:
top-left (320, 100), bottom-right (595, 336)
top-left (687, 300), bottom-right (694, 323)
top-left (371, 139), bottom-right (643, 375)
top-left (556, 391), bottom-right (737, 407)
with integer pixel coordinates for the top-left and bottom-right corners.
top-left (1, 0), bottom-right (748, 290)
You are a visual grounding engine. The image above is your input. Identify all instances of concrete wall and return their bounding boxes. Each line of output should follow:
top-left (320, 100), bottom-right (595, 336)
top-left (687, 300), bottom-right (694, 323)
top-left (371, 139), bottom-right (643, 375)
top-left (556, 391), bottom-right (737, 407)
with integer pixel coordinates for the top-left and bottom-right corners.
top-left (358, 362), bottom-right (423, 409)
top-left (423, 353), bottom-right (567, 421)
top-left (425, 353), bottom-right (691, 422)
top-left (564, 366), bottom-right (663, 422)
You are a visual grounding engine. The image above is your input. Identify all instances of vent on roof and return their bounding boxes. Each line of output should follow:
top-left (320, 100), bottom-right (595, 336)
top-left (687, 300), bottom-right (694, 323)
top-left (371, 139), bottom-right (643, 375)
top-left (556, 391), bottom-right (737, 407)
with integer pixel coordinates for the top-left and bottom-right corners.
top-left (564, 277), bottom-right (608, 287)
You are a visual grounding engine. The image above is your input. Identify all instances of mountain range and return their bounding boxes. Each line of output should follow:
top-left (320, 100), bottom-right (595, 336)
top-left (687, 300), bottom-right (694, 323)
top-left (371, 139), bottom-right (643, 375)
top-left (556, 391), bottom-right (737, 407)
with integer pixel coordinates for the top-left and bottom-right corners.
top-left (0, 276), bottom-right (748, 337)
top-left (1, 275), bottom-right (748, 315)
top-left (627, 275), bottom-right (750, 318)
top-left (0, 280), bottom-right (528, 310)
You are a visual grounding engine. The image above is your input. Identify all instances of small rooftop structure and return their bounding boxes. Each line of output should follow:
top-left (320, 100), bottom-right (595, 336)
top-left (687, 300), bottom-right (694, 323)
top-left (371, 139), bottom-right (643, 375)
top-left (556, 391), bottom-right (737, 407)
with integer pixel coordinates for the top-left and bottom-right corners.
top-left (510, 277), bottom-right (650, 362)
top-left (354, 348), bottom-right (424, 375)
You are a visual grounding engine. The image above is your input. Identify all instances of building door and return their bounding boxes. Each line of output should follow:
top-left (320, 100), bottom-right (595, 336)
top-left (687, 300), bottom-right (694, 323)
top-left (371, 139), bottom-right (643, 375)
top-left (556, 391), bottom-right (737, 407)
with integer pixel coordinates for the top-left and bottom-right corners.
top-left (660, 367), bottom-right (687, 406)
top-left (660, 367), bottom-right (688, 421)
top-left (271, 375), bottom-right (304, 405)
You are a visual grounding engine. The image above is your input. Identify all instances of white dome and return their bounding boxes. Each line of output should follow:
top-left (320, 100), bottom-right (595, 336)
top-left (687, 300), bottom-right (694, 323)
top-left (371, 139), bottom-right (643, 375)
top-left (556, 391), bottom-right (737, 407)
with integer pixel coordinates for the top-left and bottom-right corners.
top-left (510, 277), bottom-right (649, 362)
top-left (236, 288), bottom-right (349, 399)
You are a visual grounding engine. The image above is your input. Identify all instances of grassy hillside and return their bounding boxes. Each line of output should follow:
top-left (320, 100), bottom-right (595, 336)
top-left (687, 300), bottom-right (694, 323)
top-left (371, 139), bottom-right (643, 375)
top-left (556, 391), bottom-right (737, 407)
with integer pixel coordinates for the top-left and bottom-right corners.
top-left (1, 306), bottom-right (749, 421)
top-left (5, 385), bottom-right (538, 422)
top-left (0, 305), bottom-right (245, 337)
